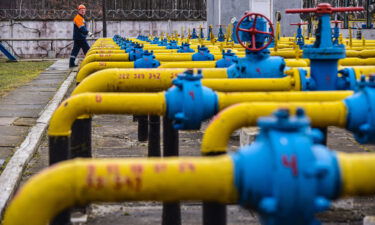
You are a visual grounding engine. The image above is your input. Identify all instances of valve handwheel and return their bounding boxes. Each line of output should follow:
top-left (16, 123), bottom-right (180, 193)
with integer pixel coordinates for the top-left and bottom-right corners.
top-left (235, 12), bottom-right (274, 52)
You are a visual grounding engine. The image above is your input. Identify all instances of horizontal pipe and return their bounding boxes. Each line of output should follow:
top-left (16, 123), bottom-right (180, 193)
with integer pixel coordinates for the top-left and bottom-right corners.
top-left (72, 68), bottom-right (227, 95)
top-left (76, 62), bottom-right (135, 83)
top-left (201, 76), bottom-right (298, 92)
top-left (3, 156), bottom-right (237, 225)
top-left (338, 152), bottom-right (375, 196)
top-left (48, 93), bottom-right (166, 136)
top-left (201, 101), bottom-right (347, 154)
top-left (217, 91), bottom-right (353, 109)
top-left (80, 54), bottom-right (129, 69)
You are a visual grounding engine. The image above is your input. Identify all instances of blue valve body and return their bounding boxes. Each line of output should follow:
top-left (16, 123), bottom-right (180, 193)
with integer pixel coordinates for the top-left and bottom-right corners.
top-left (192, 46), bottom-right (214, 61)
top-left (302, 14), bottom-right (346, 91)
top-left (345, 78), bottom-right (375, 144)
top-left (165, 70), bottom-right (218, 130)
top-left (216, 50), bottom-right (238, 68)
top-left (231, 109), bottom-right (341, 225)
top-left (177, 43), bottom-right (195, 53)
top-left (227, 49), bottom-right (286, 78)
top-left (134, 51), bottom-right (160, 68)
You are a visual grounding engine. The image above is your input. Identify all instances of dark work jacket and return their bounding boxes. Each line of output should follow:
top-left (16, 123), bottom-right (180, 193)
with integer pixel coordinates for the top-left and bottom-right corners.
top-left (73, 14), bottom-right (89, 40)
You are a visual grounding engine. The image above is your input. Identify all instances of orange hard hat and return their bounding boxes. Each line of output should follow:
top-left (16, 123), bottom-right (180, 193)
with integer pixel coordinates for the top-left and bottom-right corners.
top-left (78, 4), bottom-right (86, 10)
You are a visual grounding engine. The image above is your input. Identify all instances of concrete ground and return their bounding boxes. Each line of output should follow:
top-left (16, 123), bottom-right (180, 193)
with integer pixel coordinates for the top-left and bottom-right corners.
top-left (0, 59), bottom-right (70, 170)
top-left (1, 59), bottom-right (375, 224)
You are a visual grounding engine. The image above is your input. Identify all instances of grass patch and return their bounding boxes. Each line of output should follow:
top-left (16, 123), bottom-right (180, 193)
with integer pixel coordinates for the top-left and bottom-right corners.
top-left (0, 59), bottom-right (54, 96)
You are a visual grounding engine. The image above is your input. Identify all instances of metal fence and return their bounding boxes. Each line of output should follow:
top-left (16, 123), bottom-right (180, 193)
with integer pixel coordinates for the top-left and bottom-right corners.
top-left (0, 0), bottom-right (206, 20)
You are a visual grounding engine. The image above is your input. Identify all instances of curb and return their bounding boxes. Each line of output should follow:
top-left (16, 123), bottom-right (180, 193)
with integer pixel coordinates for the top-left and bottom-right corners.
top-left (0, 65), bottom-right (76, 218)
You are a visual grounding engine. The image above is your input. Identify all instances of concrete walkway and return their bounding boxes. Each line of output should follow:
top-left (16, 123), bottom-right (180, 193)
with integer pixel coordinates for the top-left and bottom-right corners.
top-left (0, 59), bottom-right (71, 167)
top-left (0, 59), bottom-right (76, 217)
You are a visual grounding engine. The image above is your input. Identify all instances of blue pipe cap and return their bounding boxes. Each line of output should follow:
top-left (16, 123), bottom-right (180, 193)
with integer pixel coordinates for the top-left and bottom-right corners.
top-left (345, 75), bottom-right (375, 144)
top-left (231, 108), bottom-right (341, 225)
top-left (216, 50), bottom-right (238, 68)
top-left (165, 69), bottom-right (218, 130)
top-left (192, 45), bottom-right (214, 61)
top-left (134, 51), bottom-right (160, 68)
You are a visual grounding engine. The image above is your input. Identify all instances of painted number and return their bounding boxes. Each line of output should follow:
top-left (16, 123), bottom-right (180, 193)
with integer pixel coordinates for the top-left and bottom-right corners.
top-left (281, 155), bottom-right (298, 176)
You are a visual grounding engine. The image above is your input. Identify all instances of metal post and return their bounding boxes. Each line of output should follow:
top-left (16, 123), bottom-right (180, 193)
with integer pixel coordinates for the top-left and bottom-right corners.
top-left (148, 115), bottom-right (161, 157)
top-left (137, 115), bottom-right (149, 142)
top-left (71, 118), bottom-right (92, 158)
top-left (344, 0), bottom-right (349, 29)
top-left (49, 136), bottom-right (71, 225)
top-left (162, 117), bottom-right (181, 225)
top-left (102, 0), bottom-right (107, 37)
top-left (203, 152), bottom-right (226, 225)
top-left (367, 0), bottom-right (372, 29)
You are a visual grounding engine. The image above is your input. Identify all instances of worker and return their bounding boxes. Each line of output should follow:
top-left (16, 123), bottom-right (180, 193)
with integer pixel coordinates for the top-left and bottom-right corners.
top-left (69, 4), bottom-right (93, 68)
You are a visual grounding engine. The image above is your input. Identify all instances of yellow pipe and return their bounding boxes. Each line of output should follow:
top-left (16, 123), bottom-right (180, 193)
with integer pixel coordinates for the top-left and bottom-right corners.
top-left (3, 156), bottom-right (237, 225)
top-left (201, 101), bottom-right (347, 154)
top-left (80, 54), bottom-right (130, 69)
top-left (339, 58), bottom-right (375, 66)
top-left (86, 49), bottom-right (126, 56)
top-left (202, 76), bottom-right (299, 92)
top-left (76, 62), bottom-right (135, 83)
top-left (72, 68), bottom-right (300, 95)
top-left (159, 59), bottom-right (309, 68)
top-left (48, 93), bottom-right (166, 136)
top-left (217, 91), bottom-right (352, 109)
top-left (159, 61), bottom-right (216, 68)
top-left (338, 153), bottom-right (375, 196)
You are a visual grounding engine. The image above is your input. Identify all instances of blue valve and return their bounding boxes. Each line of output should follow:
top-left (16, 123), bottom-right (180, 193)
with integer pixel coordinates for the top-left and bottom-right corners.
top-left (232, 108), bottom-right (341, 225)
top-left (286, 4), bottom-right (363, 91)
top-left (166, 40), bottom-right (180, 49)
top-left (191, 28), bottom-right (198, 39)
top-left (227, 13), bottom-right (285, 78)
top-left (216, 50), bottom-right (238, 68)
top-left (134, 50), bottom-right (160, 68)
top-left (128, 43), bottom-right (144, 61)
top-left (177, 43), bottom-right (195, 53)
top-left (227, 48), bottom-right (286, 78)
top-left (158, 38), bottom-right (168, 47)
top-left (192, 45), bottom-right (214, 61)
top-left (345, 75), bottom-right (375, 144)
top-left (151, 37), bottom-right (161, 45)
top-left (165, 70), bottom-right (218, 130)
top-left (217, 25), bottom-right (225, 42)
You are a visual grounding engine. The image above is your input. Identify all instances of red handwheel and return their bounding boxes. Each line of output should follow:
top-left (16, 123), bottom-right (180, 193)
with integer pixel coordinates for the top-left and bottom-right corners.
top-left (235, 12), bottom-right (274, 52)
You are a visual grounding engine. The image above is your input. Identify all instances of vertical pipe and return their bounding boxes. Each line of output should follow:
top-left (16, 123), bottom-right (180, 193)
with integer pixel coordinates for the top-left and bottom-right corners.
top-left (148, 115), bottom-right (161, 157)
top-left (162, 117), bottom-right (181, 225)
top-left (203, 152), bottom-right (226, 225)
top-left (70, 118), bottom-right (92, 158)
top-left (138, 115), bottom-right (149, 142)
top-left (49, 136), bottom-right (71, 225)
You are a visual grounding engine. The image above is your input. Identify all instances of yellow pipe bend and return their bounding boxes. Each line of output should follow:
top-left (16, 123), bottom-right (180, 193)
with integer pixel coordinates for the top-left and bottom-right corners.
top-left (338, 153), bottom-right (375, 196)
top-left (3, 156), bottom-right (237, 225)
top-left (48, 93), bottom-right (166, 136)
top-left (201, 101), bottom-right (347, 154)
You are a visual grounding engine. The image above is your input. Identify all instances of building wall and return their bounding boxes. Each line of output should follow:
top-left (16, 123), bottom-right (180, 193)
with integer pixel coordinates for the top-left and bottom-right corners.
top-left (207, 0), bottom-right (302, 36)
top-left (0, 20), bottom-right (206, 58)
